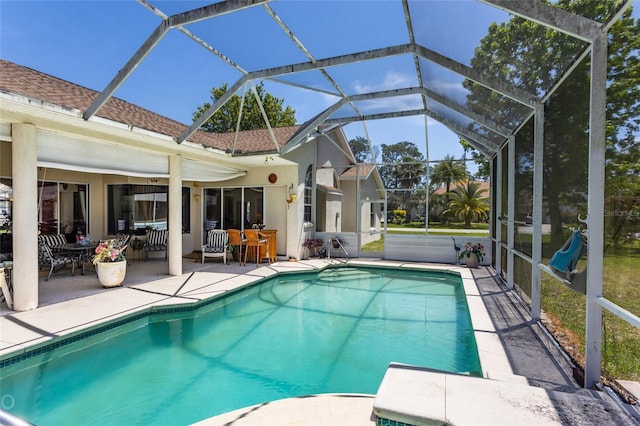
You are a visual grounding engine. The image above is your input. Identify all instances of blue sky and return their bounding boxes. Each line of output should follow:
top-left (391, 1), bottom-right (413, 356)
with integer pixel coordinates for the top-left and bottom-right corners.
top-left (1, 0), bottom-right (637, 165)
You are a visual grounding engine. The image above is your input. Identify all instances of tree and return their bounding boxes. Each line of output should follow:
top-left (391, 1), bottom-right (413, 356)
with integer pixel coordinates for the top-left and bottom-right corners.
top-left (348, 136), bottom-right (379, 163)
top-left (460, 139), bottom-right (490, 180)
top-left (430, 155), bottom-right (468, 194)
top-left (430, 155), bottom-right (468, 224)
top-left (379, 142), bottom-right (425, 210)
top-left (193, 82), bottom-right (296, 133)
top-left (380, 142), bottom-right (425, 189)
top-left (443, 182), bottom-right (489, 228)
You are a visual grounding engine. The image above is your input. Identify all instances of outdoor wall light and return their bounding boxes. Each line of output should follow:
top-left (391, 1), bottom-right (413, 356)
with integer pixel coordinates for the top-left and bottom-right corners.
top-left (194, 194), bottom-right (201, 202)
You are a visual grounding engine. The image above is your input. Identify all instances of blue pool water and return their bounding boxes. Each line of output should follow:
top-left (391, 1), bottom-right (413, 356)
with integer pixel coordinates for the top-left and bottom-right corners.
top-left (0, 266), bottom-right (481, 425)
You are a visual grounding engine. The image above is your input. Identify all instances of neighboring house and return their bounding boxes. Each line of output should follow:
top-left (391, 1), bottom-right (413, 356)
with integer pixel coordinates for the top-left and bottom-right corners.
top-left (0, 60), bottom-right (383, 310)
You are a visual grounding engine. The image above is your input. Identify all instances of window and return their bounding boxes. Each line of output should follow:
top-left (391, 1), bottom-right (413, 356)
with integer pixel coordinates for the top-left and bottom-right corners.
top-left (107, 185), bottom-right (190, 235)
top-left (304, 165), bottom-right (313, 223)
top-left (36, 181), bottom-right (89, 241)
top-left (1, 178), bottom-right (13, 257)
top-left (1, 178), bottom-right (89, 243)
top-left (203, 187), bottom-right (263, 234)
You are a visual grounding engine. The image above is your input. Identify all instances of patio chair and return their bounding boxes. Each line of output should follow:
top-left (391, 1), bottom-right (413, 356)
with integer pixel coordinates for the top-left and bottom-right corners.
top-left (544, 229), bottom-right (587, 294)
top-left (38, 240), bottom-right (75, 281)
top-left (226, 229), bottom-right (246, 265)
top-left (243, 229), bottom-right (270, 267)
top-left (549, 230), bottom-right (585, 279)
top-left (144, 229), bottom-right (167, 261)
top-left (202, 230), bottom-right (229, 264)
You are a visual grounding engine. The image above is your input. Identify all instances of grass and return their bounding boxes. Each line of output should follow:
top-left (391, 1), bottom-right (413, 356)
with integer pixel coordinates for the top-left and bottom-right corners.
top-left (361, 228), bottom-right (489, 252)
top-left (361, 236), bottom-right (384, 252)
top-left (387, 222), bottom-right (490, 231)
top-left (383, 221), bottom-right (490, 237)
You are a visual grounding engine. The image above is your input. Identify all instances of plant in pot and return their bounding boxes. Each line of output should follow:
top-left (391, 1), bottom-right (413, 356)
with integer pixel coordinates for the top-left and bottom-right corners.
top-left (92, 239), bottom-right (128, 288)
top-left (459, 242), bottom-right (485, 268)
top-left (302, 238), bottom-right (323, 257)
top-left (329, 237), bottom-right (344, 249)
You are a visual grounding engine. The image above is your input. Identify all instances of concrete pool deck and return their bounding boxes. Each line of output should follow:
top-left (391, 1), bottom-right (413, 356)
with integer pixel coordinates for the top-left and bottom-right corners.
top-left (1, 258), bottom-right (638, 425)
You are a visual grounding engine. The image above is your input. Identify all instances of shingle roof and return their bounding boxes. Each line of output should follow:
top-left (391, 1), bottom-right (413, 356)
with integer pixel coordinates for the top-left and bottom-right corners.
top-left (0, 60), bottom-right (298, 154)
top-left (341, 163), bottom-right (375, 180)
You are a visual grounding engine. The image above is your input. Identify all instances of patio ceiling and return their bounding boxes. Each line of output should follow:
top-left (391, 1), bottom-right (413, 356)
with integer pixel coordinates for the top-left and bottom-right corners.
top-left (82, 0), bottom-right (631, 159)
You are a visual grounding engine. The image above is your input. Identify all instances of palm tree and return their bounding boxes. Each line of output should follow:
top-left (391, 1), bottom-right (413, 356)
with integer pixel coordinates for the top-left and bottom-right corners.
top-left (443, 181), bottom-right (489, 228)
top-left (430, 155), bottom-right (468, 223)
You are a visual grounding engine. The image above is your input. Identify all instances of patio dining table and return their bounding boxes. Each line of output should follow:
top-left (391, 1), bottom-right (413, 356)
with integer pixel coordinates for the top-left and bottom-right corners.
top-left (57, 243), bottom-right (97, 275)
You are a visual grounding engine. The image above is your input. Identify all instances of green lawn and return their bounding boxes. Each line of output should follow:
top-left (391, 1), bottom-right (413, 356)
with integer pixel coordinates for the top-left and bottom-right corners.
top-left (384, 221), bottom-right (489, 237)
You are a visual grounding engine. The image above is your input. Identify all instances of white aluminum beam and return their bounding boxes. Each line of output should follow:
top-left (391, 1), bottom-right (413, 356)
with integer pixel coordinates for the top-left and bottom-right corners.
top-left (413, 44), bottom-right (539, 108)
top-left (168, 0), bottom-right (270, 27)
top-left (480, 0), bottom-right (601, 42)
top-left (137, 0), bottom-right (247, 74)
top-left (584, 32), bottom-right (607, 390)
top-left (495, 150), bottom-right (503, 274)
top-left (423, 88), bottom-right (512, 137)
top-left (507, 133), bottom-right (515, 290)
top-left (178, 76), bottom-right (248, 144)
top-left (249, 44), bottom-right (413, 80)
top-left (83, 20), bottom-right (170, 120)
top-left (84, 1), bottom-right (267, 120)
top-left (280, 100), bottom-right (348, 155)
top-left (531, 105), bottom-right (544, 318)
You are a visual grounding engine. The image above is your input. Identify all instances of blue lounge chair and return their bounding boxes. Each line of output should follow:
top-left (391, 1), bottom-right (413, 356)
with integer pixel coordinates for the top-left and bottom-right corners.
top-left (542, 229), bottom-right (586, 294)
top-left (549, 230), bottom-right (584, 278)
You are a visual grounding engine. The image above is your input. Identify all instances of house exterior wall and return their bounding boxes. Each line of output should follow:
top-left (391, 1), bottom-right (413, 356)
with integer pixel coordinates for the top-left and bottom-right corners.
top-left (281, 138), bottom-right (315, 259)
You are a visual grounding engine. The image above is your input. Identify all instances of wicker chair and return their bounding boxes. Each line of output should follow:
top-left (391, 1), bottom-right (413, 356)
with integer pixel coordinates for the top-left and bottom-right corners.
top-left (226, 229), bottom-right (246, 265)
top-left (243, 229), bottom-right (270, 267)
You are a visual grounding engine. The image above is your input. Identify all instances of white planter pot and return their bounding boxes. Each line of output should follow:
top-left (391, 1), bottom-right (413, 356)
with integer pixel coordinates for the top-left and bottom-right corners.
top-left (465, 253), bottom-right (479, 268)
top-left (96, 261), bottom-right (127, 288)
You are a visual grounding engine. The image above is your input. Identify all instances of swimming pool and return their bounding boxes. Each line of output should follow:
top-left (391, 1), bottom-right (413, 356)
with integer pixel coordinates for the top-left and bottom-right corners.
top-left (0, 266), bottom-right (481, 425)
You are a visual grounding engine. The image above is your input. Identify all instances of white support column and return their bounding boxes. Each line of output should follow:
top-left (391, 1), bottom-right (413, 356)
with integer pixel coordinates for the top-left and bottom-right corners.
top-left (531, 105), bottom-right (545, 321)
top-left (168, 155), bottom-right (182, 276)
top-left (494, 150), bottom-right (502, 274)
top-left (355, 164), bottom-right (361, 254)
top-left (424, 115), bottom-right (430, 235)
top-left (507, 135), bottom-right (515, 289)
top-left (584, 32), bottom-right (607, 389)
top-left (11, 123), bottom-right (39, 311)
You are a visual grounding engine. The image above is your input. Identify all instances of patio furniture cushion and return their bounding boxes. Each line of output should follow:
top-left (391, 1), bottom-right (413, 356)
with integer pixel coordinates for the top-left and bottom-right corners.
top-left (201, 230), bottom-right (229, 264)
top-left (38, 240), bottom-right (75, 281)
top-left (144, 229), bottom-right (167, 261)
top-left (39, 234), bottom-right (67, 249)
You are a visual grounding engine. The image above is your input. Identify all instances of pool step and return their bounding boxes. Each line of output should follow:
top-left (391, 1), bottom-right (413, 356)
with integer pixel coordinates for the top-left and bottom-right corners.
top-left (373, 363), bottom-right (638, 426)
